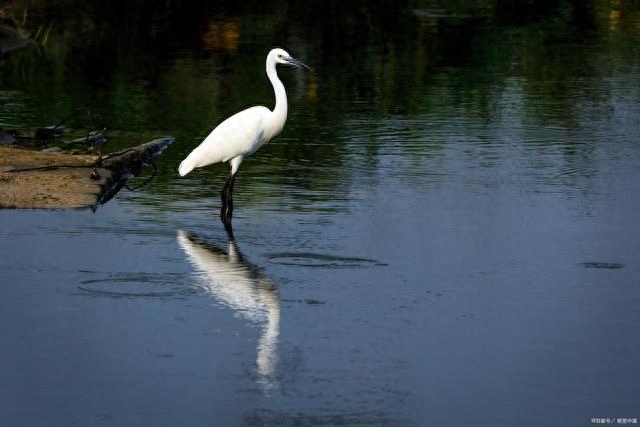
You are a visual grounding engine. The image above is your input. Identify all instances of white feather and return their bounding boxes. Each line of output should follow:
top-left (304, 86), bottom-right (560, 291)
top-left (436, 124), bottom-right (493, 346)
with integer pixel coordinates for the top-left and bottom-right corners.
top-left (179, 106), bottom-right (271, 176)
top-left (178, 48), bottom-right (302, 179)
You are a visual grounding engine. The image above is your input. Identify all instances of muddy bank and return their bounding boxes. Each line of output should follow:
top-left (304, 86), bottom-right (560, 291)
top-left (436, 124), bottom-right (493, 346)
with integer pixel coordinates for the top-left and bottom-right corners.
top-left (0, 137), bottom-right (173, 210)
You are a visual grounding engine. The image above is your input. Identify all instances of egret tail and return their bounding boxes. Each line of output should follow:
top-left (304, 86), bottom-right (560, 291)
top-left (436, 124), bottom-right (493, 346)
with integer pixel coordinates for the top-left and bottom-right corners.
top-left (178, 158), bottom-right (196, 177)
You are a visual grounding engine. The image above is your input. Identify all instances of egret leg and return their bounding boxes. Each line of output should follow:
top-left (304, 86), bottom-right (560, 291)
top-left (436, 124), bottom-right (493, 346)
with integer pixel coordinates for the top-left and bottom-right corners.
top-left (220, 173), bottom-right (236, 240)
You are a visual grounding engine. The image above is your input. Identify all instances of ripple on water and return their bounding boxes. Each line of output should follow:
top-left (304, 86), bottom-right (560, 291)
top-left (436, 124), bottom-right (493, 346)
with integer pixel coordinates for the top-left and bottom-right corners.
top-left (266, 252), bottom-right (387, 269)
top-left (78, 272), bottom-right (196, 298)
top-left (581, 262), bottom-right (625, 270)
top-left (246, 409), bottom-right (401, 426)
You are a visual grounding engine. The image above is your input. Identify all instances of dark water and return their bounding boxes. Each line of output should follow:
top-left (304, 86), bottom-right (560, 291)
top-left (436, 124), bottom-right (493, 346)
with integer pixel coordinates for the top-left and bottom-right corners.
top-left (2, 1), bottom-right (640, 426)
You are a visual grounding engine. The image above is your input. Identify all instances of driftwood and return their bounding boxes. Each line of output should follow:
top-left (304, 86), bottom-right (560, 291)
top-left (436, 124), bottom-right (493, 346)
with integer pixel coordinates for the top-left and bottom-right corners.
top-left (65, 129), bottom-right (107, 150)
top-left (0, 126), bottom-right (66, 149)
top-left (1, 108), bottom-right (107, 150)
top-left (0, 137), bottom-right (174, 210)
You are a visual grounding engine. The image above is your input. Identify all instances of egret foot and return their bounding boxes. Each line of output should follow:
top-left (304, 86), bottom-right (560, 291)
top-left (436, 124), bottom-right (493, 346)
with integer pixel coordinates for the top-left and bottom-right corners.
top-left (223, 221), bottom-right (235, 241)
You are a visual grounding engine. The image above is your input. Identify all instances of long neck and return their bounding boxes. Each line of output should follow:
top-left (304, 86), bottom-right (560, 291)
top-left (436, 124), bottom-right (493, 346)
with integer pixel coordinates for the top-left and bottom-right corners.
top-left (265, 61), bottom-right (287, 138)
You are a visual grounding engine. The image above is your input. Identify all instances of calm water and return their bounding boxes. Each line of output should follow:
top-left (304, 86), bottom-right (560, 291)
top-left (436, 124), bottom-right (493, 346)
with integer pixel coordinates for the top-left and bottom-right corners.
top-left (1, 1), bottom-right (640, 426)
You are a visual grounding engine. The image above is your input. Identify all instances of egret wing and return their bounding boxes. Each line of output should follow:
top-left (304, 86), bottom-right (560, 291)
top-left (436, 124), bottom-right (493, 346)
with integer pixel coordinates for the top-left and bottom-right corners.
top-left (178, 106), bottom-right (269, 176)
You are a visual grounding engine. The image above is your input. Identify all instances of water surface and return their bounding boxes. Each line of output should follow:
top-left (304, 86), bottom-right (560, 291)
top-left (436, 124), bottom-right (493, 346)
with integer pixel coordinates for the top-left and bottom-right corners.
top-left (1, 1), bottom-right (639, 426)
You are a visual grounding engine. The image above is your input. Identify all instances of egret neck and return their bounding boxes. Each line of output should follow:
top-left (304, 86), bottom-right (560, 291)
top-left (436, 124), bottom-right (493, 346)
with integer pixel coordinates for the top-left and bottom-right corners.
top-left (264, 56), bottom-right (288, 140)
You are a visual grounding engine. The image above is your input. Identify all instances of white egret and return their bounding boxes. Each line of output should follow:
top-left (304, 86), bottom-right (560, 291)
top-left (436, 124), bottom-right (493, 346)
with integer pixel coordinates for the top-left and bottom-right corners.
top-left (178, 48), bottom-right (311, 240)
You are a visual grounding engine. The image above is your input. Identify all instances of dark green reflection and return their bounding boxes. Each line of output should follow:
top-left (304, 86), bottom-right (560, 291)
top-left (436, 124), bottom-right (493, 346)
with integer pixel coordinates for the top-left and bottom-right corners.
top-left (1, 0), bottom-right (639, 205)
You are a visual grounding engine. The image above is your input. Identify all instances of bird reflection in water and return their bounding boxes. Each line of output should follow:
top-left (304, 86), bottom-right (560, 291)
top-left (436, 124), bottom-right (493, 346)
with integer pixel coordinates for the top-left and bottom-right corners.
top-left (176, 230), bottom-right (280, 394)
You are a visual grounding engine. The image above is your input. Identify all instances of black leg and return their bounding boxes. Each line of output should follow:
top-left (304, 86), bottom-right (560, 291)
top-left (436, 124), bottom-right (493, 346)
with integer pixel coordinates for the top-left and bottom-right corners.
top-left (223, 221), bottom-right (235, 242)
top-left (220, 173), bottom-right (236, 241)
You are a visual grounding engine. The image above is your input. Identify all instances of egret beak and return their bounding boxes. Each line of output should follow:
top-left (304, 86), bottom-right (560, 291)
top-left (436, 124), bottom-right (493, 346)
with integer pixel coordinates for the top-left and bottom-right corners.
top-left (286, 56), bottom-right (312, 71)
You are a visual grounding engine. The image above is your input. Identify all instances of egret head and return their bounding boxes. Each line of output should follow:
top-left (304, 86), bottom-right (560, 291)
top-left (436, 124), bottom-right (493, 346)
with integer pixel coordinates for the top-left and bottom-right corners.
top-left (269, 48), bottom-right (311, 71)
